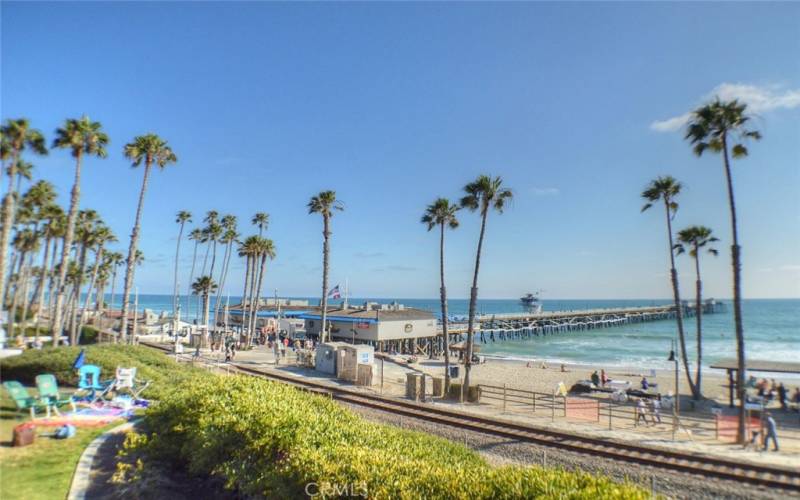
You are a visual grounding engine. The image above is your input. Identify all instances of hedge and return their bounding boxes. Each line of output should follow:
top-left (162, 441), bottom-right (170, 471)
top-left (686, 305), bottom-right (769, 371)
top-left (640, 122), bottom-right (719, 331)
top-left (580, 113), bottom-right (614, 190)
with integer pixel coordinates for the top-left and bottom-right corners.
top-left (0, 344), bottom-right (198, 400)
top-left (130, 375), bottom-right (648, 499)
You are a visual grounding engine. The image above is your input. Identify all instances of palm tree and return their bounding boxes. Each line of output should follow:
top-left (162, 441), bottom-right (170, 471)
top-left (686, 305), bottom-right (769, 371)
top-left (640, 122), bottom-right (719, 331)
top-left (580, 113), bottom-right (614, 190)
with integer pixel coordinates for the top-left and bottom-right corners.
top-left (307, 191), bottom-right (343, 343)
top-left (200, 210), bottom-right (218, 276)
top-left (238, 235), bottom-right (257, 339)
top-left (186, 227), bottom-right (204, 317)
top-left (119, 134), bottom-right (177, 341)
top-left (252, 212), bottom-right (269, 237)
top-left (211, 217), bottom-right (238, 329)
top-left (685, 99), bottom-right (760, 443)
top-left (77, 223), bottom-right (115, 342)
top-left (248, 238), bottom-right (276, 342)
top-left (105, 251), bottom-right (124, 313)
top-left (642, 176), bottom-right (697, 398)
top-left (459, 175), bottom-right (512, 399)
top-left (675, 225), bottom-right (719, 400)
top-left (173, 210), bottom-right (192, 319)
top-left (205, 221), bottom-right (223, 280)
top-left (67, 209), bottom-right (100, 343)
top-left (32, 204), bottom-right (64, 324)
top-left (0, 119), bottom-right (47, 309)
top-left (191, 275), bottom-right (217, 346)
top-left (50, 116), bottom-right (108, 346)
top-left (421, 198), bottom-right (460, 391)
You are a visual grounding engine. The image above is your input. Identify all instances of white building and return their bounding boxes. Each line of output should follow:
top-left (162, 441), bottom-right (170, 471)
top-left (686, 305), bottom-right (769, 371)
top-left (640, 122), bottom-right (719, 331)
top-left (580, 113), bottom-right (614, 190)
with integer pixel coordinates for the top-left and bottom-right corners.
top-left (301, 303), bottom-right (436, 342)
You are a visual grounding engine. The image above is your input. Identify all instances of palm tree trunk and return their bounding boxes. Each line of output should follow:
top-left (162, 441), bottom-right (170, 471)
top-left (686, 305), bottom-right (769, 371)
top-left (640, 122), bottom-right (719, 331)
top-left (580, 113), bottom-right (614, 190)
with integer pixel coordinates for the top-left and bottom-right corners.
top-left (463, 209), bottom-right (488, 401)
top-left (70, 244), bottom-right (89, 345)
top-left (320, 215), bottom-right (330, 343)
top-left (694, 248), bottom-right (703, 401)
top-left (173, 221), bottom-right (186, 320)
top-left (31, 236), bottom-right (52, 327)
top-left (247, 252), bottom-right (260, 344)
top-left (212, 240), bottom-right (232, 331)
top-left (51, 151), bottom-right (83, 346)
top-left (4, 251), bottom-right (18, 307)
top-left (186, 239), bottom-right (199, 318)
top-left (0, 150), bottom-right (21, 307)
top-left (209, 240), bottom-right (218, 281)
top-left (663, 198), bottom-right (697, 399)
top-left (120, 160), bottom-right (153, 342)
top-left (722, 135), bottom-right (747, 444)
top-left (250, 253), bottom-right (267, 343)
top-left (96, 281), bottom-right (106, 313)
top-left (439, 222), bottom-right (451, 393)
top-left (77, 246), bottom-right (104, 343)
top-left (9, 250), bottom-right (26, 335)
top-left (241, 254), bottom-right (251, 343)
top-left (20, 253), bottom-right (36, 336)
top-left (46, 239), bottom-right (59, 316)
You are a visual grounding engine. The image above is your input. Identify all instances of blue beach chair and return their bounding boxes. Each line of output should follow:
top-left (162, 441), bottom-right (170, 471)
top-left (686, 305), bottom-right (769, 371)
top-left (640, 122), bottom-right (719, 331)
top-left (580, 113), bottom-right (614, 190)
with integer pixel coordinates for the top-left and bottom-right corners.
top-left (73, 364), bottom-right (111, 403)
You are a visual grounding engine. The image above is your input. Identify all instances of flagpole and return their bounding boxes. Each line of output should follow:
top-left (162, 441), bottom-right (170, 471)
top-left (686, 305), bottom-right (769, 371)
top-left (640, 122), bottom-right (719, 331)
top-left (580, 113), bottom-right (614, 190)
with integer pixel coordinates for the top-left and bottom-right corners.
top-left (344, 278), bottom-right (349, 309)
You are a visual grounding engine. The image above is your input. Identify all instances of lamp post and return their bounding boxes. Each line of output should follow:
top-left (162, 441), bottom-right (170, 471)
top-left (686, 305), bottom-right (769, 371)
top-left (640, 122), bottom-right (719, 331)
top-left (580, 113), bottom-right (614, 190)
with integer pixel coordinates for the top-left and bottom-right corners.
top-left (668, 340), bottom-right (680, 440)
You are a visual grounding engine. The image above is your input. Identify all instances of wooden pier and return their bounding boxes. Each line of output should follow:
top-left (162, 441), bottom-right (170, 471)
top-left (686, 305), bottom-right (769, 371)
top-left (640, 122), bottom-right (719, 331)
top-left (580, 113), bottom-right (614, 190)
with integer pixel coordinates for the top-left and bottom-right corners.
top-left (427, 301), bottom-right (726, 354)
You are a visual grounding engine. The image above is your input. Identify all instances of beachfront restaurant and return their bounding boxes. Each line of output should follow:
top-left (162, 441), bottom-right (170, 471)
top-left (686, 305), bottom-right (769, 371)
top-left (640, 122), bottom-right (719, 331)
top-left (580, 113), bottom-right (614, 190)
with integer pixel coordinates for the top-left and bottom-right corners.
top-left (300, 305), bottom-right (437, 345)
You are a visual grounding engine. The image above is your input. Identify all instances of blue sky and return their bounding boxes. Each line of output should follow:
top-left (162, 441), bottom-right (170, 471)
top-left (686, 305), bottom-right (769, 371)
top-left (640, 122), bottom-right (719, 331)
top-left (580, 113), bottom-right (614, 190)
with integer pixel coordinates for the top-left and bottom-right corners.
top-left (2, 2), bottom-right (799, 299)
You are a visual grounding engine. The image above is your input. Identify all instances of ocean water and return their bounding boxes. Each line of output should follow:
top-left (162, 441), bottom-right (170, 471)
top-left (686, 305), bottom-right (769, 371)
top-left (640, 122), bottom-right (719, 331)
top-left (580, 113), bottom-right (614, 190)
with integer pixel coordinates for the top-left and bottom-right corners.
top-left (109, 294), bottom-right (799, 373)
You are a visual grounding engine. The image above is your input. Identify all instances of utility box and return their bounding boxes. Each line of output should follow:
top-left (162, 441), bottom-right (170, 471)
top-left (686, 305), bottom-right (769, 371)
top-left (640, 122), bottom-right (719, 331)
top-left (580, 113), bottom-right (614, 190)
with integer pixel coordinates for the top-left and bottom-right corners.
top-left (406, 373), bottom-right (425, 401)
top-left (315, 342), bottom-right (350, 375)
top-left (432, 377), bottom-right (444, 398)
top-left (336, 344), bottom-right (375, 382)
top-left (356, 364), bottom-right (374, 386)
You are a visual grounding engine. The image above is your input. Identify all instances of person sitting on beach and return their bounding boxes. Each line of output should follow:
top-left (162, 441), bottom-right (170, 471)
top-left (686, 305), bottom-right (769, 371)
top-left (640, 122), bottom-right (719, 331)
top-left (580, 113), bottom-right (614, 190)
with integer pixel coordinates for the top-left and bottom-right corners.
top-left (560, 364), bottom-right (568, 373)
top-left (540, 362), bottom-right (548, 369)
top-left (640, 377), bottom-right (649, 391)
top-left (591, 371), bottom-right (600, 387)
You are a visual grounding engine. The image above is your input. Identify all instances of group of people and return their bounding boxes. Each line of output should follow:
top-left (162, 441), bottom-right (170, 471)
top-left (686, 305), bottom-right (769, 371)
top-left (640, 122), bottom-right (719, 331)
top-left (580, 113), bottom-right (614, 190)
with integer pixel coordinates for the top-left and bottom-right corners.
top-left (590, 370), bottom-right (609, 387)
top-left (634, 396), bottom-right (663, 426)
top-left (750, 377), bottom-right (799, 411)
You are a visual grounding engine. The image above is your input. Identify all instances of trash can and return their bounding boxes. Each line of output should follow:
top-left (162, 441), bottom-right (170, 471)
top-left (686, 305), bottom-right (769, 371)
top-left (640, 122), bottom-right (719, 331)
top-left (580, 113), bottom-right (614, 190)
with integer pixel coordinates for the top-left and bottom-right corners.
top-left (448, 365), bottom-right (459, 379)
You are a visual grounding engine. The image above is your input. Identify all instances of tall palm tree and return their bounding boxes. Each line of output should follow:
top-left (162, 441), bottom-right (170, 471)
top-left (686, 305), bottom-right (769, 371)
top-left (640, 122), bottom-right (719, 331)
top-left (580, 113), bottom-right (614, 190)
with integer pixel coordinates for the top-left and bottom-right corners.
top-left (119, 134), bottom-right (177, 341)
top-left (105, 251), bottom-right (124, 313)
top-left (186, 227), bottom-right (204, 316)
top-left (685, 99), bottom-right (760, 443)
top-left (77, 223), bottom-right (115, 342)
top-left (252, 212), bottom-right (269, 237)
top-left (212, 217), bottom-right (238, 329)
top-left (173, 210), bottom-right (192, 319)
top-left (0, 119), bottom-right (47, 308)
top-left (642, 175), bottom-right (697, 398)
top-left (200, 210), bottom-right (218, 276)
top-left (307, 191), bottom-right (343, 343)
top-left (191, 275), bottom-right (217, 346)
top-left (67, 209), bottom-right (100, 343)
top-left (238, 235), bottom-right (257, 339)
top-left (421, 198), bottom-right (460, 389)
top-left (32, 204), bottom-right (64, 324)
top-left (459, 175), bottom-right (512, 399)
top-left (50, 116), bottom-right (108, 346)
top-left (675, 225), bottom-right (719, 400)
top-left (248, 237), bottom-right (276, 342)
top-left (205, 221), bottom-right (223, 280)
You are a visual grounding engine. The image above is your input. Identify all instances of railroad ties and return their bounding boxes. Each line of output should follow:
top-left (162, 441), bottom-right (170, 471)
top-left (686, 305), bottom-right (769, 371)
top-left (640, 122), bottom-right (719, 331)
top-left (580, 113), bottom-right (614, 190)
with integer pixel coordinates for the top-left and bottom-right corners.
top-left (444, 302), bottom-right (725, 345)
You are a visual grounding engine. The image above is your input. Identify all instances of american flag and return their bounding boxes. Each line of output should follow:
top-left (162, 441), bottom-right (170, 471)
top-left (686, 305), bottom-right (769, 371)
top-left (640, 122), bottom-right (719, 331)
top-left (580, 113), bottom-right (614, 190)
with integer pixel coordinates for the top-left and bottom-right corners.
top-left (328, 284), bottom-right (341, 299)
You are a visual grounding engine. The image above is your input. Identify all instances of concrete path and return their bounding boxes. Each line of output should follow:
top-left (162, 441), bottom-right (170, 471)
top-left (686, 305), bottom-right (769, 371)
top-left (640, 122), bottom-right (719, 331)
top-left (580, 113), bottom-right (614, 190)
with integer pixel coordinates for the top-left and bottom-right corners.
top-left (67, 421), bottom-right (136, 500)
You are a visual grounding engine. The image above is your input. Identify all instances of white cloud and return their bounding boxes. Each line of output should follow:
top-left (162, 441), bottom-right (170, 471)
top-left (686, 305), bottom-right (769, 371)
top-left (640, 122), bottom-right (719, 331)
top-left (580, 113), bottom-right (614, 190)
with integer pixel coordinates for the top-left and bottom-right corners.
top-left (650, 83), bottom-right (800, 132)
top-left (779, 264), bottom-right (800, 272)
top-left (530, 187), bottom-right (560, 196)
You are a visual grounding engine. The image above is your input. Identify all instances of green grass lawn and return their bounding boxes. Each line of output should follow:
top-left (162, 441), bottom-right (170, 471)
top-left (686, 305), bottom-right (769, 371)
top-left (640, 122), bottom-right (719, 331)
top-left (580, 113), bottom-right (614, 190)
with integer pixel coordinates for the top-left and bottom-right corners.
top-left (0, 390), bottom-right (114, 500)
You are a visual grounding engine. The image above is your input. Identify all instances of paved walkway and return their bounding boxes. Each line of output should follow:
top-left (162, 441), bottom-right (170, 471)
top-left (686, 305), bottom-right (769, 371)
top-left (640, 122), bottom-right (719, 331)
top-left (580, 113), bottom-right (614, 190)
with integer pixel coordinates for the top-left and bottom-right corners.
top-left (67, 421), bottom-right (136, 500)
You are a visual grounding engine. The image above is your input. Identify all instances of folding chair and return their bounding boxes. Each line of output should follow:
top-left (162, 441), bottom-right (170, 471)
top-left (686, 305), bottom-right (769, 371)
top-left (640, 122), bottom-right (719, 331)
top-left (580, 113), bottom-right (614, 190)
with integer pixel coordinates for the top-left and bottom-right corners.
top-left (3, 381), bottom-right (50, 418)
top-left (107, 367), bottom-right (151, 400)
top-left (73, 364), bottom-right (111, 403)
top-left (35, 374), bottom-right (77, 416)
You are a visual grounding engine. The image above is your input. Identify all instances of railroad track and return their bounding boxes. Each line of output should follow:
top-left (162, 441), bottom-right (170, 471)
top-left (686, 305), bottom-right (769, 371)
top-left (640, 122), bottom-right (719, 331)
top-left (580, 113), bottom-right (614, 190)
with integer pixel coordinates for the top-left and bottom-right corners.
top-left (142, 342), bottom-right (800, 492)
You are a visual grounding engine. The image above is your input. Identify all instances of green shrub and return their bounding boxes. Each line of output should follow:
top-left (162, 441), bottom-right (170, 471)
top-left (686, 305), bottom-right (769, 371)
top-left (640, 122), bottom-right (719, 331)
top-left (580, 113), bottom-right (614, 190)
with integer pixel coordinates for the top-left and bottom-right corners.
top-left (79, 326), bottom-right (99, 345)
top-left (0, 344), bottom-right (198, 400)
top-left (137, 375), bottom-right (647, 499)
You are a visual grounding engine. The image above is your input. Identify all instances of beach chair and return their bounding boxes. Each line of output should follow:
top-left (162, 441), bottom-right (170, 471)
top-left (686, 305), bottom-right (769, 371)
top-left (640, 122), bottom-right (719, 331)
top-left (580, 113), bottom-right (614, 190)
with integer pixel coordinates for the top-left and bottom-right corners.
top-left (73, 364), bottom-right (111, 403)
top-left (106, 367), bottom-right (151, 400)
top-left (2, 381), bottom-right (50, 418)
top-left (35, 374), bottom-right (77, 416)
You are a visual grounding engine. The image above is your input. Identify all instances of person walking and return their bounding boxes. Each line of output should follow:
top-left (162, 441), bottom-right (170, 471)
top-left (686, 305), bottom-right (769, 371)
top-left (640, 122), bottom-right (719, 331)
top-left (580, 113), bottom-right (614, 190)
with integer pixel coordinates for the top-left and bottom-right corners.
top-left (651, 395), bottom-right (662, 424)
top-left (777, 383), bottom-right (787, 410)
top-left (636, 399), bottom-right (649, 426)
top-left (763, 412), bottom-right (779, 451)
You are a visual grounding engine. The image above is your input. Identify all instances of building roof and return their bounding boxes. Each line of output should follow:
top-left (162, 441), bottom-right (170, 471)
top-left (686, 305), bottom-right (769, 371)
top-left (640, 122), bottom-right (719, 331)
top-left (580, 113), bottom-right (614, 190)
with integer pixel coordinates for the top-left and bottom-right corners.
top-left (709, 359), bottom-right (800, 374)
top-left (300, 307), bottom-right (434, 322)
